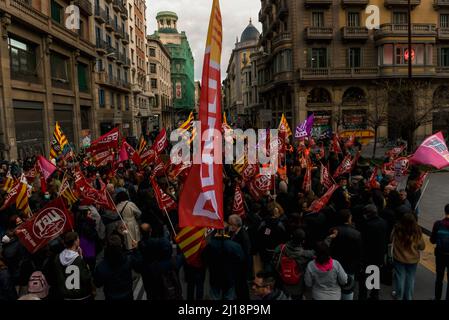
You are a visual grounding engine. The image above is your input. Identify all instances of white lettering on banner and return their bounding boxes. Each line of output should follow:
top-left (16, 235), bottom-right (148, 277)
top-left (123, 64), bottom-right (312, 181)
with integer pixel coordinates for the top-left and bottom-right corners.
top-left (33, 208), bottom-right (66, 239)
top-left (193, 190), bottom-right (219, 219)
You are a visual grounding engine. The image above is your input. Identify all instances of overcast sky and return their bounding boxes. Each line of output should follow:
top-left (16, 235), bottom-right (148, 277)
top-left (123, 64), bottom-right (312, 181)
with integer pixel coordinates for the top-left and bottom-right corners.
top-left (145, 0), bottom-right (262, 81)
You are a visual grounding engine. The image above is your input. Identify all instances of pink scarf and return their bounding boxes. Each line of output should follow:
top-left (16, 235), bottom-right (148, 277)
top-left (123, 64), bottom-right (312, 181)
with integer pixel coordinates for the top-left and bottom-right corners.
top-left (315, 258), bottom-right (333, 272)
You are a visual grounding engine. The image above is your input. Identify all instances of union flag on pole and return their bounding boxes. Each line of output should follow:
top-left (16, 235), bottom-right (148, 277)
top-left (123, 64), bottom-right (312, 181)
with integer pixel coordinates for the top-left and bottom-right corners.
top-left (278, 113), bottom-right (292, 139)
top-left (410, 131), bottom-right (449, 169)
top-left (87, 127), bottom-right (120, 154)
top-left (37, 156), bottom-right (57, 181)
top-left (333, 154), bottom-right (353, 178)
top-left (179, 0), bottom-right (224, 229)
top-left (119, 141), bottom-right (141, 166)
top-left (308, 184), bottom-right (339, 213)
top-left (151, 129), bottom-right (168, 155)
top-left (232, 185), bottom-right (245, 217)
top-left (150, 177), bottom-right (177, 212)
top-left (320, 163), bottom-right (333, 190)
top-left (248, 174), bottom-right (273, 201)
top-left (73, 167), bottom-right (114, 210)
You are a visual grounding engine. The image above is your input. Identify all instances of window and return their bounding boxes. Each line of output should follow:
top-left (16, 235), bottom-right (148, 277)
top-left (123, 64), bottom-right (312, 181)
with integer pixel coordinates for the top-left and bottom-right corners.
top-left (440, 48), bottom-right (449, 67)
top-left (151, 78), bottom-right (157, 89)
top-left (130, 27), bottom-right (133, 41)
top-left (393, 12), bottom-right (408, 24)
top-left (114, 15), bottom-right (118, 30)
top-left (96, 27), bottom-right (102, 44)
top-left (150, 48), bottom-right (156, 57)
top-left (50, 52), bottom-right (69, 83)
top-left (110, 92), bottom-right (114, 108)
top-left (117, 94), bottom-right (121, 110)
top-left (348, 48), bottom-right (361, 68)
top-left (99, 89), bottom-right (105, 108)
top-left (312, 12), bottom-right (324, 27)
top-left (150, 63), bottom-right (156, 73)
top-left (441, 14), bottom-right (449, 28)
top-left (96, 59), bottom-right (103, 72)
top-left (78, 63), bottom-right (89, 92)
top-left (131, 49), bottom-right (135, 63)
top-left (8, 36), bottom-right (37, 78)
top-left (309, 48), bottom-right (327, 68)
top-left (117, 68), bottom-right (121, 81)
top-left (51, 0), bottom-right (63, 23)
top-left (125, 96), bottom-right (129, 110)
top-left (347, 12), bottom-right (360, 27)
top-left (106, 35), bottom-right (112, 47)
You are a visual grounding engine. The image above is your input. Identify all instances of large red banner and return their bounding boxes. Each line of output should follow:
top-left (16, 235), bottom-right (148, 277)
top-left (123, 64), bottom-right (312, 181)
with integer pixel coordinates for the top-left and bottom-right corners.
top-left (178, 0), bottom-right (224, 229)
top-left (87, 127), bottom-right (120, 154)
top-left (15, 198), bottom-right (74, 253)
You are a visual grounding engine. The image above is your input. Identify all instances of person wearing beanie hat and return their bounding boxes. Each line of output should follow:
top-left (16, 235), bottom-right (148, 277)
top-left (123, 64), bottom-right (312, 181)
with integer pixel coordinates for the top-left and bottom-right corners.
top-left (26, 271), bottom-right (49, 299)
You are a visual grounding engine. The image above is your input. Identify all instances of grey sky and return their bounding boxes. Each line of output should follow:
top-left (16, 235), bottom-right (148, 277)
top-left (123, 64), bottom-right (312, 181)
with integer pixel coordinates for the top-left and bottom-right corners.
top-left (145, 0), bottom-right (261, 81)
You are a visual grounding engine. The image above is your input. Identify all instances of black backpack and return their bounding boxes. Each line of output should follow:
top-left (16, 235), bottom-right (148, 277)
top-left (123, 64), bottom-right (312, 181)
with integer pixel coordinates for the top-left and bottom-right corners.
top-left (436, 222), bottom-right (449, 254)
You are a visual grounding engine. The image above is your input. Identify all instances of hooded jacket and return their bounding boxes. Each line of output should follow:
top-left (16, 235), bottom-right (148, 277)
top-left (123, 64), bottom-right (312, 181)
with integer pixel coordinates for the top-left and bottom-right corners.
top-left (304, 258), bottom-right (347, 300)
top-left (53, 249), bottom-right (92, 300)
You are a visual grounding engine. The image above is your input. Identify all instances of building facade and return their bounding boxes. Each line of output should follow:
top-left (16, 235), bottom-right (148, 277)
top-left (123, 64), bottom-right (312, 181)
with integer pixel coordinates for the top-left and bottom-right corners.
top-left (257, 0), bottom-right (449, 140)
top-left (147, 35), bottom-right (172, 131)
top-left (151, 11), bottom-right (194, 123)
top-left (127, 0), bottom-right (152, 138)
top-left (0, 0), bottom-right (97, 160)
top-left (223, 20), bottom-right (260, 126)
top-left (93, 0), bottom-right (132, 137)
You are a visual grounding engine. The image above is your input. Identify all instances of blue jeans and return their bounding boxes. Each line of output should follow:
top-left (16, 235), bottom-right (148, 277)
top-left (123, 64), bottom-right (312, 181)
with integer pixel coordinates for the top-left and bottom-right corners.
top-left (393, 260), bottom-right (418, 300)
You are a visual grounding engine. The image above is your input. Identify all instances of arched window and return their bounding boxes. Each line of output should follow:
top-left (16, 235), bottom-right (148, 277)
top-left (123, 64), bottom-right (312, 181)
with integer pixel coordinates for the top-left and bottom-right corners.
top-left (342, 87), bottom-right (366, 105)
top-left (307, 87), bottom-right (332, 104)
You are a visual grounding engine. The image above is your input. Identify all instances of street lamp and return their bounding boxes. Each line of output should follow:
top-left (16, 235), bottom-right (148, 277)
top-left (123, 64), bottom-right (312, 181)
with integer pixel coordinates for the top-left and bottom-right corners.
top-left (408, 0), bottom-right (412, 79)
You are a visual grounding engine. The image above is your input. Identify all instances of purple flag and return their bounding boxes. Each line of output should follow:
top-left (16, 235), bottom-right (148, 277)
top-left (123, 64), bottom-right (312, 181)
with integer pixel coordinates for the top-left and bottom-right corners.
top-left (295, 114), bottom-right (315, 139)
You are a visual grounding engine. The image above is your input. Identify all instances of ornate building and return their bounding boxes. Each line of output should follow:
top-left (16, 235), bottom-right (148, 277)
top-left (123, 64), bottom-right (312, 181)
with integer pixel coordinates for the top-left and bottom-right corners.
top-left (0, 0), bottom-right (97, 159)
top-left (151, 11), bottom-right (195, 122)
top-left (223, 20), bottom-right (260, 126)
top-left (257, 0), bottom-right (449, 140)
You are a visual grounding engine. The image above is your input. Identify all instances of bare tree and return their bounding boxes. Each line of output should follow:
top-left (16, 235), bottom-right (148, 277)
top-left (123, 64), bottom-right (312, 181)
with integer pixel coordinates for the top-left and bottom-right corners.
top-left (366, 83), bottom-right (389, 159)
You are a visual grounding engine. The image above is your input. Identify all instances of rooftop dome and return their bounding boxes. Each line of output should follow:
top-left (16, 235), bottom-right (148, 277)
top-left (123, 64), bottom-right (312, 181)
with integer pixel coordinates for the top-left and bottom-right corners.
top-left (240, 19), bottom-right (260, 43)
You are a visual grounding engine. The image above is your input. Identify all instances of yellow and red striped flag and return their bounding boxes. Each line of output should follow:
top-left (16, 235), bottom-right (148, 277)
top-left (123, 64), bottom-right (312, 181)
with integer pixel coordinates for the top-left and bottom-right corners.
top-left (278, 113), bottom-right (292, 138)
top-left (178, 112), bottom-right (196, 144)
top-left (137, 135), bottom-right (147, 156)
top-left (59, 175), bottom-right (78, 206)
top-left (175, 226), bottom-right (207, 267)
top-left (2, 170), bottom-right (15, 192)
top-left (50, 122), bottom-right (69, 159)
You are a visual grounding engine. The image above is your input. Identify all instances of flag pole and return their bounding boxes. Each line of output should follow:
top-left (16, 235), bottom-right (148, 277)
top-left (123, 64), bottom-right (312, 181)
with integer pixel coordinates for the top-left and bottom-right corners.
top-left (163, 207), bottom-right (177, 238)
top-left (414, 175), bottom-right (431, 212)
top-left (106, 191), bottom-right (135, 242)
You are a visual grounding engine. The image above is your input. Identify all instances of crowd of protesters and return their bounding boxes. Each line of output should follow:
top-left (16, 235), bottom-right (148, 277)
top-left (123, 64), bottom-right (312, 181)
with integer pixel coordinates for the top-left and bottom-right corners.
top-left (0, 133), bottom-right (448, 301)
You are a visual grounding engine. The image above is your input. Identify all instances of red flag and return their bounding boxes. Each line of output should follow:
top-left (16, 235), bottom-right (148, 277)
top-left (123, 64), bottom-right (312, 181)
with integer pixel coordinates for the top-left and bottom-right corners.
top-left (87, 127), bottom-right (120, 154)
top-left (92, 149), bottom-right (115, 167)
top-left (308, 184), bottom-right (339, 213)
top-left (248, 174), bottom-right (273, 201)
top-left (367, 167), bottom-right (379, 189)
top-left (140, 147), bottom-right (156, 168)
top-left (150, 177), bottom-right (177, 212)
top-left (232, 185), bottom-right (245, 217)
top-left (151, 129), bottom-right (168, 155)
top-left (382, 161), bottom-right (394, 176)
top-left (415, 172), bottom-right (428, 190)
top-left (24, 166), bottom-right (38, 184)
top-left (333, 154), bottom-right (353, 178)
top-left (119, 141), bottom-right (141, 166)
top-left (0, 181), bottom-right (26, 211)
top-left (118, 142), bottom-right (129, 162)
top-left (410, 131), bottom-right (449, 169)
top-left (320, 163), bottom-right (333, 190)
top-left (386, 145), bottom-right (405, 160)
top-left (179, 0), bottom-right (224, 229)
top-left (73, 167), bottom-right (114, 210)
top-left (302, 158), bottom-right (312, 193)
top-left (15, 198), bottom-right (74, 254)
top-left (241, 163), bottom-right (259, 182)
top-left (331, 134), bottom-right (342, 154)
top-left (152, 156), bottom-right (167, 178)
top-left (37, 156), bottom-right (57, 181)
top-left (351, 151), bottom-right (361, 171)
top-left (345, 135), bottom-right (355, 149)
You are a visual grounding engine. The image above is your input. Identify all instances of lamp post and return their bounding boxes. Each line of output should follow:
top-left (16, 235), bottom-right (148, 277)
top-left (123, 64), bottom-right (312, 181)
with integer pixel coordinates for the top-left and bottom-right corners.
top-left (408, 0), bottom-right (412, 79)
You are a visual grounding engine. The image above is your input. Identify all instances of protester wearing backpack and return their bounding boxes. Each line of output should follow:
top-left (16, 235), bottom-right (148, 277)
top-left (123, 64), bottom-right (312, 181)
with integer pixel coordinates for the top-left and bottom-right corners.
top-left (272, 228), bottom-right (314, 300)
top-left (430, 204), bottom-right (449, 300)
top-left (23, 271), bottom-right (49, 300)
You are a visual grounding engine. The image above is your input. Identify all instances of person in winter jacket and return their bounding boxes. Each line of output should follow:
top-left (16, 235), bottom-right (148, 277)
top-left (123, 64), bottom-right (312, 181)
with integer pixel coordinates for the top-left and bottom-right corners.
top-left (53, 232), bottom-right (93, 300)
top-left (304, 241), bottom-right (348, 300)
top-left (252, 271), bottom-right (290, 300)
top-left (272, 228), bottom-right (314, 299)
top-left (330, 210), bottom-right (362, 300)
top-left (430, 204), bottom-right (449, 300)
top-left (0, 254), bottom-right (17, 301)
top-left (115, 191), bottom-right (142, 251)
top-left (391, 213), bottom-right (425, 300)
top-left (93, 235), bottom-right (141, 300)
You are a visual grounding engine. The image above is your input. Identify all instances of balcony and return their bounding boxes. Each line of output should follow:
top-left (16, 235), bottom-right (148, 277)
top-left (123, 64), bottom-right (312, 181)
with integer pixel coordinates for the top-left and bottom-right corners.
top-left (379, 65), bottom-right (436, 77)
top-left (384, 0), bottom-right (421, 8)
top-left (305, 27), bottom-right (333, 40)
top-left (304, 0), bottom-right (332, 8)
top-left (73, 0), bottom-right (93, 16)
top-left (122, 32), bottom-right (129, 44)
top-left (434, 0), bottom-right (449, 9)
top-left (278, 5), bottom-right (288, 19)
top-left (121, 7), bottom-right (128, 19)
top-left (374, 24), bottom-right (436, 40)
top-left (272, 32), bottom-right (292, 47)
top-left (105, 17), bottom-right (114, 31)
top-left (94, 6), bottom-right (106, 23)
top-left (95, 72), bottom-right (130, 91)
top-left (123, 58), bottom-right (131, 68)
top-left (132, 84), bottom-right (142, 93)
top-left (96, 39), bottom-right (107, 54)
top-left (116, 54), bottom-right (124, 65)
top-left (298, 67), bottom-right (379, 80)
top-left (114, 28), bottom-right (123, 39)
top-left (113, 0), bottom-right (122, 12)
top-left (341, 26), bottom-right (369, 41)
top-left (436, 67), bottom-right (449, 76)
top-left (438, 28), bottom-right (449, 40)
top-left (106, 46), bottom-right (117, 60)
top-left (341, 0), bottom-right (369, 7)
